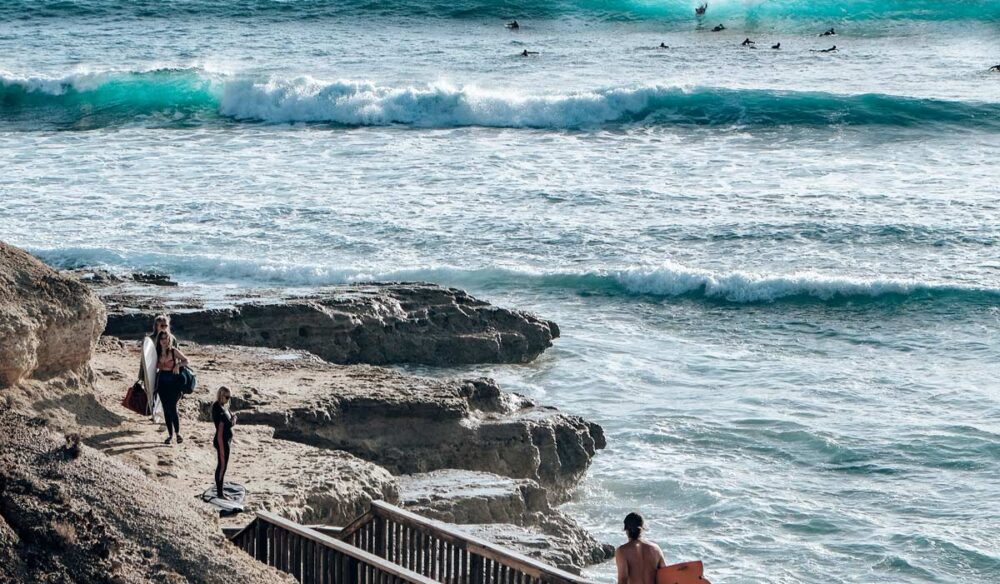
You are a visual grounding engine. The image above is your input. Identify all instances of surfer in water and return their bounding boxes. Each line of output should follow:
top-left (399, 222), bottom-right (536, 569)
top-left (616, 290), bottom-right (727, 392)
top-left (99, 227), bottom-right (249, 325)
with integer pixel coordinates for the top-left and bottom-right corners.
top-left (772, 42), bottom-right (781, 49)
top-left (520, 49), bottom-right (539, 56)
top-left (990, 64), bottom-right (1000, 72)
top-left (820, 27), bottom-right (836, 36)
top-left (506, 20), bottom-right (519, 30)
top-left (814, 45), bottom-right (838, 53)
top-left (695, 3), bottom-right (707, 16)
top-left (615, 513), bottom-right (667, 584)
top-left (659, 42), bottom-right (669, 49)
top-left (741, 37), bottom-right (755, 46)
top-left (711, 23), bottom-right (725, 32)
top-left (155, 331), bottom-right (189, 445)
top-left (212, 387), bottom-right (237, 499)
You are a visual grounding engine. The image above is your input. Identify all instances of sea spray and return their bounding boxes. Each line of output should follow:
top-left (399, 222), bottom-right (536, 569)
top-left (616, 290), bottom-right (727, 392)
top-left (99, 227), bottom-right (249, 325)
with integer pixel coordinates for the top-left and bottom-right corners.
top-left (4, 69), bottom-right (1000, 130)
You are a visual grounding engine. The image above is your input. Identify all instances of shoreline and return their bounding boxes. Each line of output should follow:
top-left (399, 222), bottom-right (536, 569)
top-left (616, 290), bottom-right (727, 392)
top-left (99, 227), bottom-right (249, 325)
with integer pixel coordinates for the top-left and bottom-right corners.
top-left (2, 247), bottom-right (612, 580)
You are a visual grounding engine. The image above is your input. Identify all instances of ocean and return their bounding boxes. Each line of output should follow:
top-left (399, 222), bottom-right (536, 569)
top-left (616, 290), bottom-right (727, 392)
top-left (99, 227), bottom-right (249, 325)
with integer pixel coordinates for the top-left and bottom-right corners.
top-left (2, 1), bottom-right (998, 582)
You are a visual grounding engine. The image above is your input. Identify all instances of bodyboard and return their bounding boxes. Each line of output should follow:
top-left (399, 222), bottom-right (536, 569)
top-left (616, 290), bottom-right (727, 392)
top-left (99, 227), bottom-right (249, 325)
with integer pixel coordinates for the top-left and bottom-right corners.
top-left (141, 337), bottom-right (157, 416)
top-left (657, 561), bottom-right (710, 584)
top-left (201, 483), bottom-right (247, 513)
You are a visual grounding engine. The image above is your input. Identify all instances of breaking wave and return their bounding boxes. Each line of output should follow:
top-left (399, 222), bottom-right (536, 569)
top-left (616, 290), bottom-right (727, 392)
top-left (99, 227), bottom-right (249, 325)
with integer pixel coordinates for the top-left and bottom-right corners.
top-left (3, 69), bottom-right (999, 130)
top-left (32, 247), bottom-right (1000, 306)
top-left (7, 0), bottom-right (999, 22)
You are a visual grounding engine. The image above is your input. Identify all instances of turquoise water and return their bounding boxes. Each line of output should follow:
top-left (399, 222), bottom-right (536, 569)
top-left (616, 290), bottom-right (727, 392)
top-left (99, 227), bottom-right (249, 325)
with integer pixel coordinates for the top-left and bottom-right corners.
top-left (2, 2), bottom-right (999, 582)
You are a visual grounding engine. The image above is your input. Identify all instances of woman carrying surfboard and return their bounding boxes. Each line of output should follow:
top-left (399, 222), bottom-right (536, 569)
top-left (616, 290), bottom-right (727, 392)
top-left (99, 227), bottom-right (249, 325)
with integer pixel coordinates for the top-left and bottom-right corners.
top-left (155, 331), bottom-right (189, 444)
top-left (212, 387), bottom-right (238, 500)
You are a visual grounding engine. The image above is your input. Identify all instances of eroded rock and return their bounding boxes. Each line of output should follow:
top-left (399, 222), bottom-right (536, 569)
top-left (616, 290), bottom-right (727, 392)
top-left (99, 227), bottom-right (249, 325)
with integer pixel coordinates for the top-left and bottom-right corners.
top-left (0, 410), bottom-right (292, 584)
top-left (400, 470), bottom-right (613, 572)
top-left (0, 242), bottom-right (106, 387)
top-left (198, 357), bottom-right (605, 501)
top-left (100, 282), bottom-right (559, 366)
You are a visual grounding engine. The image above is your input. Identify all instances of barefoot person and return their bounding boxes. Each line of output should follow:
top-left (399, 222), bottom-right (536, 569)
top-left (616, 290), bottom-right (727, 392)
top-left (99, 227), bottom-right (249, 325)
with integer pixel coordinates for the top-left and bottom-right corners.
top-left (212, 387), bottom-right (237, 499)
top-left (155, 331), bottom-right (189, 444)
top-left (616, 513), bottom-right (666, 584)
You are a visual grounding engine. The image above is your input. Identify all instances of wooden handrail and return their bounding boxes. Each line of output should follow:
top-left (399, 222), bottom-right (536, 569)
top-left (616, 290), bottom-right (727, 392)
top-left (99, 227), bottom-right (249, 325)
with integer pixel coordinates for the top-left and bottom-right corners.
top-left (364, 500), bottom-right (597, 584)
top-left (255, 510), bottom-right (441, 584)
top-left (230, 502), bottom-right (602, 584)
top-left (371, 501), bottom-right (594, 583)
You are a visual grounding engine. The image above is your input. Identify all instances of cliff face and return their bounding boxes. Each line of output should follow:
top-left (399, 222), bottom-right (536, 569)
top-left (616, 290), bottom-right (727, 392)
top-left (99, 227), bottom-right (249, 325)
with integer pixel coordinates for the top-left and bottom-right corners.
top-left (0, 410), bottom-right (291, 584)
top-left (0, 242), bottom-right (106, 387)
top-left (101, 283), bottom-right (559, 366)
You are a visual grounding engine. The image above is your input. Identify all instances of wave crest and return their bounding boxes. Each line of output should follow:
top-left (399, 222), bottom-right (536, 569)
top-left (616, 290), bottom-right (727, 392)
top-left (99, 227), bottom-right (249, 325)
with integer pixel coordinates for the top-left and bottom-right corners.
top-left (31, 247), bottom-right (1000, 306)
top-left (4, 69), bottom-right (999, 130)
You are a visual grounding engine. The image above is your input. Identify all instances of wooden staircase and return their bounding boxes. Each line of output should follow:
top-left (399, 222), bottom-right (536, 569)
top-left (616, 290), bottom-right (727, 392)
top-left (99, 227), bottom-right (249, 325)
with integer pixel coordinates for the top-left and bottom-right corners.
top-left (230, 501), bottom-right (598, 584)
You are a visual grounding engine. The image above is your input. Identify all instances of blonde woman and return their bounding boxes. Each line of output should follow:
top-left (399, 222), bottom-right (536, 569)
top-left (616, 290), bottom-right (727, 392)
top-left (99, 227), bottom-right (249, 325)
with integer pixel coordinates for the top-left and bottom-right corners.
top-left (212, 387), bottom-right (238, 499)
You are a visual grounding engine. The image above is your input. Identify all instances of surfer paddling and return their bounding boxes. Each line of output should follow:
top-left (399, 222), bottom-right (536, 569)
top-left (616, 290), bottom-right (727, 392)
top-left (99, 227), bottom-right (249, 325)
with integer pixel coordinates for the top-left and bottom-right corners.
top-left (813, 45), bottom-right (838, 53)
top-left (659, 42), bottom-right (669, 49)
top-left (615, 513), bottom-right (667, 584)
top-left (772, 42), bottom-right (781, 49)
top-left (506, 20), bottom-right (519, 30)
top-left (520, 49), bottom-right (539, 56)
top-left (711, 23), bottom-right (725, 32)
top-left (212, 387), bottom-right (237, 500)
top-left (820, 27), bottom-right (836, 36)
top-left (741, 37), bottom-right (755, 46)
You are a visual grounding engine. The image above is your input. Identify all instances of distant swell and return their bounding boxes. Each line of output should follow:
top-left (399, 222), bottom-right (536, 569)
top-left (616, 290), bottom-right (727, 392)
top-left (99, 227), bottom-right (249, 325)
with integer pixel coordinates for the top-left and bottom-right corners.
top-left (32, 247), bottom-right (1000, 307)
top-left (7, 0), bottom-right (999, 22)
top-left (3, 69), bottom-right (999, 130)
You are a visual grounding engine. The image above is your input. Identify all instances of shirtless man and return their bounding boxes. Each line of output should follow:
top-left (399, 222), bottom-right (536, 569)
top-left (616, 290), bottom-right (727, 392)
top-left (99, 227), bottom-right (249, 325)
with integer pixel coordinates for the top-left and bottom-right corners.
top-left (615, 513), bottom-right (666, 584)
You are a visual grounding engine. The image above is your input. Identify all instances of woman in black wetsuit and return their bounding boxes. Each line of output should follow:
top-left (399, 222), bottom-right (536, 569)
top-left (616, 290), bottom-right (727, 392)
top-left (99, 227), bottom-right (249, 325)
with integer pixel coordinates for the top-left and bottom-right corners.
top-left (212, 386), bottom-right (237, 499)
top-left (155, 331), bottom-right (189, 444)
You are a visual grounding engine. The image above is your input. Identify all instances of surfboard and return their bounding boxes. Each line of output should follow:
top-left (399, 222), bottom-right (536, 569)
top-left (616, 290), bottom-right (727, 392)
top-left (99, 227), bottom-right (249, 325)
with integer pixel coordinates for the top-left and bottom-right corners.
top-left (141, 337), bottom-right (157, 417)
top-left (657, 561), bottom-right (710, 584)
top-left (201, 483), bottom-right (247, 513)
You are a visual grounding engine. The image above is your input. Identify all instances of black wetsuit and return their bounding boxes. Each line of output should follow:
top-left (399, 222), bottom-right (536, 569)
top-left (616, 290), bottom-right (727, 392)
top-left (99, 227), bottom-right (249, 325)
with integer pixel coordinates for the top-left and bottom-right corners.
top-left (157, 349), bottom-right (183, 437)
top-left (212, 401), bottom-right (235, 497)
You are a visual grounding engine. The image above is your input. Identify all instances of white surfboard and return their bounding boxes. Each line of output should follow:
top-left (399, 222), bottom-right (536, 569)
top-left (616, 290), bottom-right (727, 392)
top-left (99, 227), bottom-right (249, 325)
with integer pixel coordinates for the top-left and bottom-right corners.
top-left (201, 483), bottom-right (247, 512)
top-left (141, 337), bottom-right (158, 418)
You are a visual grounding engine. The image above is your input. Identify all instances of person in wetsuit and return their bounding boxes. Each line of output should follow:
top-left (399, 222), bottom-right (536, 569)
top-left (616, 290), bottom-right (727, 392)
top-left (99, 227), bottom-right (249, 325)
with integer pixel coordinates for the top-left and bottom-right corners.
top-left (821, 27), bottom-right (836, 36)
top-left (695, 3), bottom-right (707, 16)
top-left (659, 42), bottom-right (669, 48)
top-left (507, 20), bottom-right (519, 29)
top-left (520, 49), bottom-right (539, 56)
top-left (772, 42), bottom-right (781, 49)
top-left (212, 386), bottom-right (237, 499)
top-left (155, 331), bottom-right (189, 444)
top-left (990, 64), bottom-right (1000, 72)
top-left (712, 23), bottom-right (725, 32)
top-left (615, 513), bottom-right (667, 584)
top-left (741, 37), bottom-right (755, 46)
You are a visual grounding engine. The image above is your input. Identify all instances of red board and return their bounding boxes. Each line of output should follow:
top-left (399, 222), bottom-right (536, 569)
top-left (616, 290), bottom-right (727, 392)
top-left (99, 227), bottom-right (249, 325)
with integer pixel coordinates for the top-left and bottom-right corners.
top-left (657, 561), bottom-right (710, 584)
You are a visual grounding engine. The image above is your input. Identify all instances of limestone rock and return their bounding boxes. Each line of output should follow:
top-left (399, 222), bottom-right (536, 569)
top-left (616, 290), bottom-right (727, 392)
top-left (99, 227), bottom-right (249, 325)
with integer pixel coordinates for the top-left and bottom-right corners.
top-left (199, 357), bottom-right (605, 501)
top-left (0, 242), bottom-right (106, 387)
top-left (399, 470), bottom-right (614, 572)
top-left (0, 410), bottom-right (292, 584)
top-left (100, 282), bottom-right (558, 366)
top-left (189, 425), bottom-right (400, 526)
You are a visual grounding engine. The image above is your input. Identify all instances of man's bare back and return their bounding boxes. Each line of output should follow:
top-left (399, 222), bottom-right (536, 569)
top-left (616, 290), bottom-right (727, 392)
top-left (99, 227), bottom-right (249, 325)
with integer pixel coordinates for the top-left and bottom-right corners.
top-left (616, 538), bottom-right (666, 584)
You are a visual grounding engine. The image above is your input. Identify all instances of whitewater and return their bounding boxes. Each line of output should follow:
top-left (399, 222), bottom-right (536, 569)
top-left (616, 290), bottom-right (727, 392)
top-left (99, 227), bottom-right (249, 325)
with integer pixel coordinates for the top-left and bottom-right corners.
top-left (2, 1), bottom-right (998, 582)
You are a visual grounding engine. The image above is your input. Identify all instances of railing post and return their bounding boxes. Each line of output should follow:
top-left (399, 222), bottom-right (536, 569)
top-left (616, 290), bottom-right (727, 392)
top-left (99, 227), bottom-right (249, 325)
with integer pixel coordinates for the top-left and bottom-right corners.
top-left (470, 555), bottom-right (483, 584)
top-left (348, 556), bottom-right (359, 584)
top-left (375, 516), bottom-right (386, 558)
